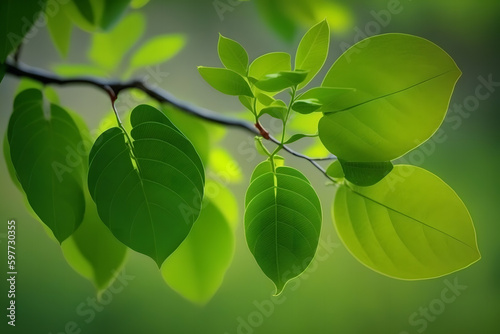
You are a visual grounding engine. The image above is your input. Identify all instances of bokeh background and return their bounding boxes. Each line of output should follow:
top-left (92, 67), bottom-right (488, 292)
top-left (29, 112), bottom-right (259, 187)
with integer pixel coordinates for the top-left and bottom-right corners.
top-left (1, 0), bottom-right (499, 333)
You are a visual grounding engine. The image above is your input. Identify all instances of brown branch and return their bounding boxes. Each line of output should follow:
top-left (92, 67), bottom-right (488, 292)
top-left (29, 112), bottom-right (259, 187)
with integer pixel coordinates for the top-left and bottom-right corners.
top-left (4, 62), bottom-right (336, 180)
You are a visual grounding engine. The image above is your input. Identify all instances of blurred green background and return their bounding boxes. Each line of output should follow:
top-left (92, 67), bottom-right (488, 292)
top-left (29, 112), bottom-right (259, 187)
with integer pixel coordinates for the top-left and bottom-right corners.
top-left (1, 0), bottom-right (499, 333)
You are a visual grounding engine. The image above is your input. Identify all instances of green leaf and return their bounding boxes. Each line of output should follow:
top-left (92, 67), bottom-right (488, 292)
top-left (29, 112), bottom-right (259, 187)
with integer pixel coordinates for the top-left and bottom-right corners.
top-left (298, 87), bottom-right (355, 112)
top-left (72, 0), bottom-right (95, 25)
top-left (161, 105), bottom-right (211, 166)
top-left (99, 0), bottom-right (131, 31)
top-left (52, 63), bottom-right (110, 77)
top-left (256, 93), bottom-right (275, 106)
top-left (319, 33), bottom-right (461, 162)
top-left (198, 67), bottom-right (253, 97)
top-left (7, 89), bottom-right (86, 242)
top-left (295, 19), bottom-right (330, 89)
top-left (62, 189), bottom-right (128, 292)
top-left (0, 0), bottom-right (47, 62)
top-left (334, 165), bottom-right (480, 279)
top-left (245, 161), bottom-right (322, 294)
top-left (248, 52), bottom-right (291, 81)
top-left (89, 12), bottom-right (145, 71)
top-left (130, 0), bottom-right (149, 9)
top-left (88, 105), bottom-right (205, 266)
top-left (254, 0), bottom-right (297, 42)
top-left (218, 35), bottom-right (248, 76)
top-left (284, 133), bottom-right (318, 144)
top-left (254, 70), bottom-right (308, 92)
top-left (208, 148), bottom-right (243, 183)
top-left (337, 160), bottom-right (393, 186)
top-left (128, 34), bottom-right (185, 73)
top-left (161, 181), bottom-right (235, 305)
top-left (325, 160), bottom-right (343, 181)
top-left (47, 5), bottom-right (73, 57)
top-left (259, 105), bottom-right (287, 121)
top-left (291, 98), bottom-right (321, 114)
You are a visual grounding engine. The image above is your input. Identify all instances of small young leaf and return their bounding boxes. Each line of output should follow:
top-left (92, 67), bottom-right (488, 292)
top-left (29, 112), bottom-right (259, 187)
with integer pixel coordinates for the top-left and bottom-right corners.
top-left (338, 160), bottom-right (393, 186)
top-left (7, 89), bottom-right (86, 242)
top-left (291, 98), bottom-right (322, 114)
top-left (47, 5), bottom-right (73, 57)
top-left (218, 35), bottom-right (248, 76)
top-left (334, 165), bottom-right (480, 279)
top-left (88, 105), bottom-right (205, 266)
top-left (99, 0), bottom-right (131, 31)
top-left (129, 34), bottom-right (185, 72)
top-left (248, 52), bottom-right (291, 80)
top-left (259, 105), bottom-right (287, 121)
top-left (198, 67), bottom-right (253, 97)
top-left (239, 95), bottom-right (253, 111)
top-left (162, 181), bottom-right (236, 304)
top-left (326, 160), bottom-right (344, 180)
top-left (319, 33), bottom-right (461, 162)
top-left (254, 70), bottom-right (308, 92)
top-left (89, 12), bottom-right (145, 71)
top-left (295, 20), bottom-right (330, 89)
top-left (256, 93), bottom-right (275, 106)
top-left (284, 133), bottom-right (318, 144)
top-left (245, 161), bottom-right (322, 294)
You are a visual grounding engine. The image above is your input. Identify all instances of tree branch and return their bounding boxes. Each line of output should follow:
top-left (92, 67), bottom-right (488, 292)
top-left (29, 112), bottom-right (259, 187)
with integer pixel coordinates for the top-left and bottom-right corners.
top-left (4, 62), bottom-right (336, 180)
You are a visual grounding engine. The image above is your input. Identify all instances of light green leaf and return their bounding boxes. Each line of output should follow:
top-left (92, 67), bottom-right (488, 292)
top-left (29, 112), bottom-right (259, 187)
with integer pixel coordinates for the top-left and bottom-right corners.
top-left (325, 160), bottom-right (343, 181)
top-left (52, 63), bottom-right (110, 77)
top-left (334, 165), bottom-right (480, 279)
top-left (254, 70), bottom-right (308, 92)
top-left (336, 160), bottom-right (393, 186)
top-left (245, 161), bottom-right (322, 294)
top-left (130, 0), bottom-right (149, 9)
top-left (218, 35), bottom-right (248, 76)
top-left (248, 52), bottom-right (291, 80)
top-left (205, 179), bottom-right (239, 230)
top-left (129, 34), bottom-right (185, 72)
top-left (284, 133), bottom-right (318, 144)
top-left (295, 19), bottom-right (330, 89)
top-left (89, 12), bottom-right (145, 71)
top-left (7, 89), bottom-right (86, 242)
top-left (47, 5), bottom-right (73, 57)
top-left (256, 93), bottom-right (275, 106)
top-left (198, 67), bottom-right (253, 97)
top-left (254, 0), bottom-right (297, 42)
top-left (88, 105), bottom-right (205, 266)
top-left (259, 105), bottom-right (287, 121)
top-left (239, 95), bottom-right (253, 111)
top-left (62, 188), bottom-right (128, 292)
top-left (161, 181), bottom-right (235, 305)
top-left (319, 33), bottom-right (461, 162)
top-left (208, 148), bottom-right (243, 183)
top-left (0, 0), bottom-right (47, 62)
top-left (291, 98), bottom-right (321, 114)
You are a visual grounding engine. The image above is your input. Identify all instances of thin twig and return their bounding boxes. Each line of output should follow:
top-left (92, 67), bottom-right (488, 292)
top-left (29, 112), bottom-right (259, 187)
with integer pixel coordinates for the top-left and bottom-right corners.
top-left (4, 62), bottom-right (336, 180)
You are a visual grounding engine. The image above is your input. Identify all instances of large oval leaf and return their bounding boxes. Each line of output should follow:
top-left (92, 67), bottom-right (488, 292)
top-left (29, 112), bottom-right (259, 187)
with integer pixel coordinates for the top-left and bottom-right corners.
top-left (319, 34), bottom-right (461, 161)
top-left (161, 180), bottom-right (236, 305)
top-left (333, 165), bottom-right (480, 279)
top-left (245, 160), bottom-right (322, 294)
top-left (198, 66), bottom-right (253, 97)
top-left (88, 104), bottom-right (205, 266)
top-left (7, 89), bottom-right (86, 242)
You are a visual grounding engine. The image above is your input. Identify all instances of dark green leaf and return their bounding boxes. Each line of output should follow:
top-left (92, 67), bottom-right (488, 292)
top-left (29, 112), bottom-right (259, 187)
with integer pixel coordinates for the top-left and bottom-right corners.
top-left (7, 89), bottom-right (86, 242)
top-left (218, 34), bottom-right (248, 76)
top-left (72, 0), bottom-right (94, 24)
top-left (0, 0), bottom-right (47, 62)
top-left (254, 70), bottom-right (308, 92)
top-left (319, 34), bottom-right (461, 162)
top-left (198, 66), bottom-right (253, 97)
top-left (334, 165), bottom-right (480, 279)
top-left (88, 105), bottom-right (205, 266)
top-left (337, 160), bottom-right (393, 186)
top-left (245, 161), bottom-right (322, 294)
top-left (295, 19), bottom-right (330, 89)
